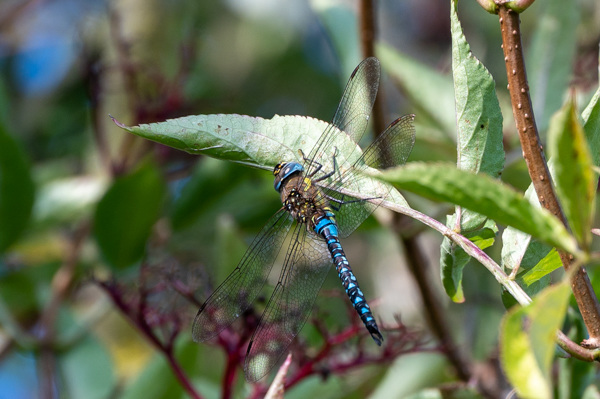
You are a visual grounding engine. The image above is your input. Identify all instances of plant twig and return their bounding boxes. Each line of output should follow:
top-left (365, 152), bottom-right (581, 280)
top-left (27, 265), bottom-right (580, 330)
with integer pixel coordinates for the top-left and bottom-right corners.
top-left (402, 235), bottom-right (470, 377)
top-left (165, 350), bottom-right (203, 399)
top-left (497, 4), bottom-right (600, 346)
top-left (359, 0), bottom-right (385, 136)
top-left (400, 233), bottom-right (501, 399)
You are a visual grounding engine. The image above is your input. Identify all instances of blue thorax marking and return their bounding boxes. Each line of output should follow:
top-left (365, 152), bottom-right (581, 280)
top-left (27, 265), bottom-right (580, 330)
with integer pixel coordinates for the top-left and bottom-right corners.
top-left (273, 162), bottom-right (304, 192)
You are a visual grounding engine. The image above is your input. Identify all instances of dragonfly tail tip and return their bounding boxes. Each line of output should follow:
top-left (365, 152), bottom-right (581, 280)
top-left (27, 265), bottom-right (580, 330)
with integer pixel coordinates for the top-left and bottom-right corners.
top-left (369, 329), bottom-right (384, 346)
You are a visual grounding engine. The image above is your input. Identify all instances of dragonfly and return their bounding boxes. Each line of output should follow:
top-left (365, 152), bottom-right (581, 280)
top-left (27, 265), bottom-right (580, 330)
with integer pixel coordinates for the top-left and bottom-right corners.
top-left (192, 57), bottom-right (416, 382)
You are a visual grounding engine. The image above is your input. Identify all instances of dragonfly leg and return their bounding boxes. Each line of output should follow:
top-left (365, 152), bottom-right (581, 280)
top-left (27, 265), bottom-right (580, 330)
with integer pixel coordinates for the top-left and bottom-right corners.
top-left (310, 148), bottom-right (340, 182)
top-left (299, 149), bottom-right (325, 178)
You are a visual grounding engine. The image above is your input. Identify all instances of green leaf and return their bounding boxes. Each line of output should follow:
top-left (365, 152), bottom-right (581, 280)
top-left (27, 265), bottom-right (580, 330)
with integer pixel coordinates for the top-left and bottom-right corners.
top-left (526, 0), bottom-right (579, 133)
top-left (548, 99), bottom-right (595, 251)
top-left (377, 163), bottom-right (579, 255)
top-left (113, 114), bottom-right (339, 171)
top-left (94, 163), bottom-right (165, 270)
top-left (440, 214), bottom-right (470, 303)
top-left (450, 0), bottom-right (504, 178)
top-left (467, 220), bottom-right (498, 250)
top-left (441, 216), bottom-right (497, 303)
top-left (500, 281), bottom-right (571, 399)
top-left (520, 249), bottom-right (561, 287)
top-left (377, 44), bottom-right (455, 135)
top-left (439, 0), bottom-right (505, 302)
top-left (0, 124), bottom-right (35, 253)
top-left (115, 114), bottom-right (410, 212)
top-left (450, 0), bottom-right (504, 230)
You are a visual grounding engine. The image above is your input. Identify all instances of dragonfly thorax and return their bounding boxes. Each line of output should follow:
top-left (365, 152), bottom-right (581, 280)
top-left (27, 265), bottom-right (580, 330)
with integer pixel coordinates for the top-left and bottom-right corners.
top-left (279, 175), bottom-right (328, 229)
top-left (273, 162), bottom-right (304, 192)
top-left (283, 186), bottom-right (319, 225)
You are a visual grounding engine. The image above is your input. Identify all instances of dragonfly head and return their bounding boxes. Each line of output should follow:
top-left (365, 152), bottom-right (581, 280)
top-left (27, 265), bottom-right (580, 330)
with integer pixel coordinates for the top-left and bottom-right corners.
top-left (273, 162), bottom-right (303, 192)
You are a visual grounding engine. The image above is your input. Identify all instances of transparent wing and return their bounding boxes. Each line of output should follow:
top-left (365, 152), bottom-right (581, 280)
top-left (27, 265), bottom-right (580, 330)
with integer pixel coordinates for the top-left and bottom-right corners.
top-left (192, 209), bottom-right (294, 342)
top-left (323, 114), bottom-right (416, 237)
top-left (243, 225), bottom-right (332, 382)
top-left (303, 57), bottom-right (380, 179)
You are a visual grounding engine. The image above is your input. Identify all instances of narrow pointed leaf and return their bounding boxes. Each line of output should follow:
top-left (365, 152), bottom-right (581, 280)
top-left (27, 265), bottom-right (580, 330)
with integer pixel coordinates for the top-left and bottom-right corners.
top-left (520, 249), bottom-right (561, 286)
top-left (451, 0), bottom-right (504, 171)
top-left (450, 0), bottom-right (504, 229)
top-left (377, 163), bottom-right (579, 255)
top-left (548, 99), bottom-right (595, 250)
top-left (113, 114), bottom-right (337, 170)
top-left (500, 282), bottom-right (571, 399)
top-left (114, 114), bottom-right (410, 210)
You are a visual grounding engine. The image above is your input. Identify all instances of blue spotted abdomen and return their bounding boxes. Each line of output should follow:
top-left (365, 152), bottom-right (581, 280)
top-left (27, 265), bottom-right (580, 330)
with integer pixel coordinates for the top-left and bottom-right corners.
top-left (313, 211), bottom-right (383, 345)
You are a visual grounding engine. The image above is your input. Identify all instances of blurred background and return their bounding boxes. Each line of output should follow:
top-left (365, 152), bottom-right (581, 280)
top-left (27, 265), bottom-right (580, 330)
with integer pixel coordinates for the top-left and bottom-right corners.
top-left (0, 0), bottom-right (599, 398)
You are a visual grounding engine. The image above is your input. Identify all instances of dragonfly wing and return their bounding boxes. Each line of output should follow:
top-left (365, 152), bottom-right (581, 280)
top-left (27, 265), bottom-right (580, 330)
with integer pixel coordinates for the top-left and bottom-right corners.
top-left (304, 57), bottom-right (380, 178)
top-left (192, 209), bottom-right (294, 342)
top-left (244, 225), bottom-right (331, 382)
top-left (323, 114), bottom-right (416, 237)
top-left (361, 114), bottom-right (415, 170)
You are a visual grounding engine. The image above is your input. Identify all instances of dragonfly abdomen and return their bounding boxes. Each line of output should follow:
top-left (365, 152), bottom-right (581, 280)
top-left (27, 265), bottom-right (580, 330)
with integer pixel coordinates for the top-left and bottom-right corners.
top-left (312, 211), bottom-right (384, 346)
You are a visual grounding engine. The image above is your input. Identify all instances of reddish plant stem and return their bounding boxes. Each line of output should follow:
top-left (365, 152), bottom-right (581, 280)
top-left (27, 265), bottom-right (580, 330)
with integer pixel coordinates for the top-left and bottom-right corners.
top-left (283, 325), bottom-right (360, 389)
top-left (100, 282), bottom-right (203, 399)
top-left (165, 351), bottom-right (202, 399)
top-left (557, 331), bottom-right (600, 361)
top-left (498, 5), bottom-right (600, 346)
top-left (221, 337), bottom-right (244, 399)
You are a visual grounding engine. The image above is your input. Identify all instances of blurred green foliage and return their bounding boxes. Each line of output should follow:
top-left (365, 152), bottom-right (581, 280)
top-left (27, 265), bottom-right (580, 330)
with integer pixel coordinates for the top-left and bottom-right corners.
top-left (0, 0), bottom-right (599, 398)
